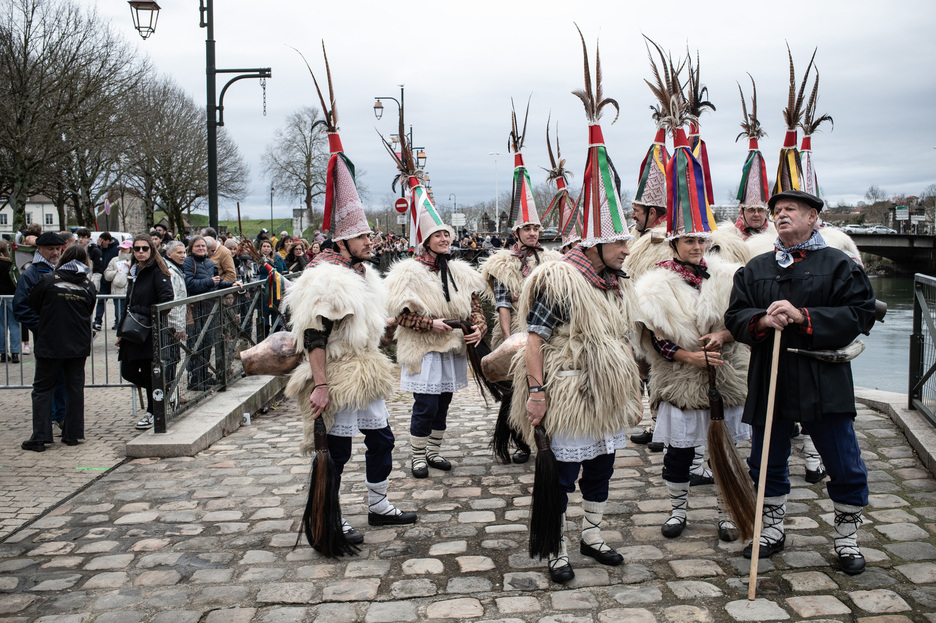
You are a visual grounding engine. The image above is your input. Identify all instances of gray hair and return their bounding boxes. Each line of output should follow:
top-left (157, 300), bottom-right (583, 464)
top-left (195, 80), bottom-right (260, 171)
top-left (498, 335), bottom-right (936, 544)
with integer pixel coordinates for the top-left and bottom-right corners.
top-left (164, 240), bottom-right (185, 255)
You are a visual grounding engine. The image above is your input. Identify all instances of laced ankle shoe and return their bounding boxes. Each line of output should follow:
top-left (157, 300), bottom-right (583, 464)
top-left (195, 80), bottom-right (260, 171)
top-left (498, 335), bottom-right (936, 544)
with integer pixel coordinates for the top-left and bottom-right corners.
top-left (426, 430), bottom-right (451, 471)
top-left (717, 519), bottom-right (739, 542)
top-left (580, 500), bottom-right (623, 565)
top-left (662, 481), bottom-right (689, 538)
top-left (834, 503), bottom-right (866, 575)
top-left (410, 436), bottom-right (428, 478)
top-left (366, 479), bottom-right (417, 526)
top-left (341, 519), bottom-right (364, 545)
top-left (547, 537), bottom-right (574, 584)
top-left (744, 495), bottom-right (786, 558)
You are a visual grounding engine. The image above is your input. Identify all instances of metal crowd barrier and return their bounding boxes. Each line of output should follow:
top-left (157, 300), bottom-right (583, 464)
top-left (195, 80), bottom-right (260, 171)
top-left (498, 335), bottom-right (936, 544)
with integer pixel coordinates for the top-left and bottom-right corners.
top-left (910, 273), bottom-right (936, 423)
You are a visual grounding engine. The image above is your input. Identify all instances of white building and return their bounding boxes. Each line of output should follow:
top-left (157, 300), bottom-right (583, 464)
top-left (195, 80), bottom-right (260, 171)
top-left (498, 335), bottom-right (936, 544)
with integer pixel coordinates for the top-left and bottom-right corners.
top-left (0, 195), bottom-right (61, 239)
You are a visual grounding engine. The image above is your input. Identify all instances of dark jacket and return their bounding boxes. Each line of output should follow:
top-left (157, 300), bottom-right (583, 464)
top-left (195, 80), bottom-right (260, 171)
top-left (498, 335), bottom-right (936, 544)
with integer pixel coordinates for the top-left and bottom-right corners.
top-left (261, 253), bottom-right (287, 274)
top-left (0, 257), bottom-right (15, 296)
top-left (26, 268), bottom-right (97, 359)
top-left (286, 254), bottom-right (308, 273)
top-left (183, 254), bottom-right (236, 295)
top-left (98, 240), bottom-right (121, 294)
top-left (12, 258), bottom-right (55, 331)
top-left (118, 262), bottom-right (174, 361)
top-left (725, 246), bottom-right (876, 425)
top-left (87, 243), bottom-right (103, 274)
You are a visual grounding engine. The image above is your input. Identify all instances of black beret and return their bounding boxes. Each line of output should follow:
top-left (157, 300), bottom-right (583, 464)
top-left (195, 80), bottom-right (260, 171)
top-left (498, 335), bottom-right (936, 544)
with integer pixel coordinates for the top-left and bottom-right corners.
top-left (35, 232), bottom-right (66, 246)
top-left (768, 190), bottom-right (824, 213)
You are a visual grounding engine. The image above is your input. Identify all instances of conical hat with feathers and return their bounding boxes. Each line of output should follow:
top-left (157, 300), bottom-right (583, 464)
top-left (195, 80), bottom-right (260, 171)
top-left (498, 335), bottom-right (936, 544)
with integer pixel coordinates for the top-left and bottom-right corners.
top-left (772, 44), bottom-right (816, 197)
top-left (799, 69), bottom-right (833, 204)
top-left (508, 97), bottom-right (540, 230)
top-left (294, 43), bottom-right (370, 242)
top-left (642, 37), bottom-right (715, 240)
top-left (735, 74), bottom-right (770, 209)
top-left (633, 126), bottom-right (669, 210)
top-left (573, 25), bottom-right (631, 248)
top-left (541, 117), bottom-right (581, 248)
top-left (686, 49), bottom-right (716, 207)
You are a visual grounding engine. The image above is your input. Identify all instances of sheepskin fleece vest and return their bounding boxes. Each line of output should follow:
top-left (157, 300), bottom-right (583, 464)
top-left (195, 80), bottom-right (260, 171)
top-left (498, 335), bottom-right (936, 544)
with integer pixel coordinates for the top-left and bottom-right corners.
top-left (623, 224), bottom-right (670, 280)
top-left (709, 226), bottom-right (754, 265)
top-left (281, 262), bottom-right (395, 455)
top-left (634, 254), bottom-right (748, 411)
top-left (507, 260), bottom-right (643, 443)
top-left (385, 257), bottom-right (485, 374)
top-left (480, 247), bottom-right (561, 347)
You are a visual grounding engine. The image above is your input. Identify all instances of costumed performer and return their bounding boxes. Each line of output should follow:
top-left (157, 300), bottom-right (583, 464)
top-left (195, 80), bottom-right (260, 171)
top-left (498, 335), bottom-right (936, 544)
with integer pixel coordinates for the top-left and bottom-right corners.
top-left (512, 27), bottom-right (643, 584)
top-left (725, 189), bottom-right (875, 575)
top-left (284, 46), bottom-right (416, 553)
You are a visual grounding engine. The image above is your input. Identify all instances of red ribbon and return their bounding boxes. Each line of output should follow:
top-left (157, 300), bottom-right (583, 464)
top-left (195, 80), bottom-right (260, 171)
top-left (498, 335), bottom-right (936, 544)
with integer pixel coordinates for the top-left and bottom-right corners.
top-left (673, 129), bottom-right (690, 149)
top-left (328, 133), bottom-right (343, 154)
top-left (749, 137), bottom-right (760, 151)
top-left (653, 128), bottom-right (666, 145)
top-left (801, 136), bottom-right (812, 151)
top-left (688, 122), bottom-right (699, 136)
top-left (783, 130), bottom-right (798, 149)
top-left (588, 125), bottom-right (604, 145)
top-left (514, 153), bottom-right (524, 168)
top-left (556, 177), bottom-right (566, 191)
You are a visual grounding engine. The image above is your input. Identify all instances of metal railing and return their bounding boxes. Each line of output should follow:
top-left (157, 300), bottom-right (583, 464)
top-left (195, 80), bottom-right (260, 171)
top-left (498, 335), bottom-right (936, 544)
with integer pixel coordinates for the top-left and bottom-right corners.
top-left (910, 273), bottom-right (936, 423)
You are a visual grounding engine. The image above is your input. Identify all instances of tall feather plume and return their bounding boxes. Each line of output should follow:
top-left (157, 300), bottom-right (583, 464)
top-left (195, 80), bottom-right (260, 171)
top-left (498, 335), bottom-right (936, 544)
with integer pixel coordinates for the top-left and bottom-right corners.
top-left (377, 106), bottom-right (420, 193)
top-left (291, 43), bottom-right (337, 132)
top-left (800, 70), bottom-right (834, 137)
top-left (573, 24), bottom-right (620, 125)
top-left (686, 48), bottom-right (716, 121)
top-left (781, 43), bottom-right (817, 130)
top-left (542, 114), bottom-right (571, 184)
top-left (643, 36), bottom-right (687, 132)
top-left (508, 96), bottom-right (531, 153)
top-left (735, 74), bottom-right (766, 142)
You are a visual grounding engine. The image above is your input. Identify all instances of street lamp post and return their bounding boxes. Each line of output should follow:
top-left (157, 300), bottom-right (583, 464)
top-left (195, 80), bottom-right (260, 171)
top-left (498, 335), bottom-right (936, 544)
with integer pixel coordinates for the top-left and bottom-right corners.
top-left (270, 183), bottom-right (274, 232)
top-left (128, 0), bottom-right (272, 232)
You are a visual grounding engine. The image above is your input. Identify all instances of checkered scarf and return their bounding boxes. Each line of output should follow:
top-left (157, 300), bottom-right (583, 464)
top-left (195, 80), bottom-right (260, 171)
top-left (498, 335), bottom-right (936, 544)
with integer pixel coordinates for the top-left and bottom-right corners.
top-left (559, 246), bottom-right (622, 297)
top-left (310, 248), bottom-right (366, 277)
top-left (775, 229), bottom-right (827, 268)
top-left (656, 258), bottom-right (709, 291)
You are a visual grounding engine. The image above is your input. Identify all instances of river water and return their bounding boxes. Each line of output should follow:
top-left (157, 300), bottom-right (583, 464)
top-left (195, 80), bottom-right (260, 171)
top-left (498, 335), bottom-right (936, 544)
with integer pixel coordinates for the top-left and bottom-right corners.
top-left (851, 276), bottom-right (914, 393)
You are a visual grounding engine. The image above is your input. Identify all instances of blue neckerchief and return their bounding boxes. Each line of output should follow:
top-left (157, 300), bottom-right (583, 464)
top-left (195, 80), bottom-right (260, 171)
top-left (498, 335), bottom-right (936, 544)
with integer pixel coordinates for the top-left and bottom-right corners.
top-left (775, 229), bottom-right (827, 268)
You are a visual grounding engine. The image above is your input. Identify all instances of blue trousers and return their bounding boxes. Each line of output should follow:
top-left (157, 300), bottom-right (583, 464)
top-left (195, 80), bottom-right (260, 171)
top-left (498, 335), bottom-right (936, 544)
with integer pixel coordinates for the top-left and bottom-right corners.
top-left (662, 445), bottom-right (696, 483)
top-left (327, 426), bottom-right (395, 487)
top-left (556, 452), bottom-right (616, 513)
top-left (748, 413), bottom-right (869, 506)
top-left (410, 392), bottom-right (452, 437)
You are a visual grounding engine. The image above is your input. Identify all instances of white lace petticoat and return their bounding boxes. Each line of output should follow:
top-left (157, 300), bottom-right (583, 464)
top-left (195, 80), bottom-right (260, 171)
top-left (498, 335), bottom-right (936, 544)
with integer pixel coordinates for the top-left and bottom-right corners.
top-left (329, 398), bottom-right (390, 437)
top-left (652, 402), bottom-right (750, 448)
top-left (549, 429), bottom-right (628, 463)
top-left (400, 351), bottom-right (468, 394)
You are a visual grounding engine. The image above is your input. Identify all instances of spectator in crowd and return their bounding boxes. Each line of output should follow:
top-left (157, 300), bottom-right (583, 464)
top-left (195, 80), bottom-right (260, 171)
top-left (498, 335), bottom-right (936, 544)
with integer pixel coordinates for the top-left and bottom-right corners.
top-left (59, 231), bottom-right (75, 247)
top-left (258, 239), bottom-right (287, 273)
top-left (183, 235), bottom-right (242, 391)
top-left (308, 241), bottom-right (321, 262)
top-left (154, 223), bottom-right (173, 245)
top-left (204, 236), bottom-right (236, 282)
top-left (285, 240), bottom-right (309, 272)
top-left (118, 234), bottom-right (174, 430)
top-left (13, 231), bottom-right (67, 428)
top-left (491, 233), bottom-right (502, 249)
top-left (275, 232), bottom-right (292, 258)
top-left (103, 240), bottom-right (133, 328)
top-left (313, 229), bottom-right (326, 244)
top-left (76, 228), bottom-right (103, 298)
top-left (255, 228), bottom-right (270, 249)
top-left (0, 241), bottom-right (21, 363)
top-left (20, 223), bottom-right (42, 246)
top-left (223, 237), bottom-right (238, 253)
top-left (163, 240), bottom-right (188, 396)
top-left (94, 232), bottom-right (119, 331)
top-left (150, 229), bottom-right (164, 252)
top-left (21, 244), bottom-right (96, 451)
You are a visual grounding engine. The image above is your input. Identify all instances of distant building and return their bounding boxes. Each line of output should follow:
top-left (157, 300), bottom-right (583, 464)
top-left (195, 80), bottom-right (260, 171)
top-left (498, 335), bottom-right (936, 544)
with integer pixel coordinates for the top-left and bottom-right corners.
top-left (0, 195), bottom-right (61, 239)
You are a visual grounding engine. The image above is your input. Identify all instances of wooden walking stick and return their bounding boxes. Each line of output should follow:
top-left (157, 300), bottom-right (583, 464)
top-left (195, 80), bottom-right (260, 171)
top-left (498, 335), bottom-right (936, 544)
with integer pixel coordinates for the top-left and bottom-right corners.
top-left (705, 349), bottom-right (756, 542)
top-left (298, 418), bottom-right (358, 557)
top-left (748, 329), bottom-right (783, 600)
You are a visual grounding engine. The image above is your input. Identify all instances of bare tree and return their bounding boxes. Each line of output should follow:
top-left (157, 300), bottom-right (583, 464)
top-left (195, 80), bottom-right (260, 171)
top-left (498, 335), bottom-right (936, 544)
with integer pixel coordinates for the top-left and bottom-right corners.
top-left (261, 106), bottom-right (329, 225)
top-left (0, 0), bottom-right (145, 231)
top-left (865, 185), bottom-right (887, 204)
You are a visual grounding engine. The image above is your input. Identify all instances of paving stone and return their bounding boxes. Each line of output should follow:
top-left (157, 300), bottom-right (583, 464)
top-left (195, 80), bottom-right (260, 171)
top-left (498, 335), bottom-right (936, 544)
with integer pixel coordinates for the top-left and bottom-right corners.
top-left (669, 558), bottom-right (724, 578)
top-left (257, 607), bottom-right (314, 623)
top-left (390, 578), bottom-right (437, 598)
top-left (345, 560), bottom-right (391, 577)
top-left (850, 589), bottom-right (911, 613)
top-left (503, 572), bottom-right (549, 591)
top-left (84, 554), bottom-right (134, 570)
top-left (313, 603), bottom-right (363, 622)
top-left (896, 562), bottom-right (936, 583)
top-left (446, 576), bottom-right (492, 593)
top-left (321, 579), bottom-right (380, 602)
top-left (597, 609), bottom-right (656, 623)
top-left (240, 567), bottom-right (286, 582)
top-left (0, 594), bottom-right (37, 614)
top-left (364, 600), bottom-right (417, 622)
top-left (551, 589), bottom-right (599, 610)
top-left (724, 599), bottom-right (791, 621)
top-left (668, 580), bottom-right (724, 599)
top-left (29, 574), bottom-right (83, 591)
top-left (204, 609), bottom-right (256, 623)
top-left (93, 611), bottom-right (145, 623)
top-left (875, 522), bottom-right (931, 541)
top-left (132, 570), bottom-right (182, 587)
top-left (781, 571), bottom-right (838, 592)
top-left (256, 582), bottom-right (316, 604)
top-left (609, 586), bottom-right (663, 605)
top-left (884, 541), bottom-right (936, 560)
top-left (661, 604), bottom-right (713, 622)
top-left (786, 595), bottom-right (851, 618)
top-left (402, 558), bottom-right (445, 575)
top-left (92, 589), bottom-right (144, 610)
top-left (456, 555), bottom-right (495, 572)
top-left (425, 597), bottom-right (484, 619)
top-left (150, 612), bottom-right (202, 623)
top-left (780, 550), bottom-right (829, 568)
top-left (82, 571), bottom-right (130, 589)
top-left (496, 596), bottom-right (541, 614)
top-left (429, 540), bottom-right (468, 555)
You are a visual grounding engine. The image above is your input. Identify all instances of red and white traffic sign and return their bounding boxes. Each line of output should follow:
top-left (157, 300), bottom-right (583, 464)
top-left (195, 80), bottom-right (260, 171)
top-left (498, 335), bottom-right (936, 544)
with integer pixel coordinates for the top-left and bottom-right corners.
top-left (394, 198), bottom-right (409, 213)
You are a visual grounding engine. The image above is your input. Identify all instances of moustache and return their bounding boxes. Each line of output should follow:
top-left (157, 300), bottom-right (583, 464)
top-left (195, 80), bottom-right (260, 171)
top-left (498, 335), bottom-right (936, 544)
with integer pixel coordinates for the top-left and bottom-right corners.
top-left (776, 218), bottom-right (792, 226)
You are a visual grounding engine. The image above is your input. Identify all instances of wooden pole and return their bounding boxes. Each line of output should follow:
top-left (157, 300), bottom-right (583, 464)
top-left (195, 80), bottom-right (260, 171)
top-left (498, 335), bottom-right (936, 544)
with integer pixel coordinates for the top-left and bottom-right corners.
top-left (748, 329), bottom-right (782, 600)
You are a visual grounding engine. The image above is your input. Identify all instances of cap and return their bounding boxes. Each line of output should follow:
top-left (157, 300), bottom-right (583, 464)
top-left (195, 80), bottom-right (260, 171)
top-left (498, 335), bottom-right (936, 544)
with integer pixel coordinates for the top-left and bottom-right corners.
top-left (35, 232), bottom-right (66, 246)
top-left (767, 190), bottom-right (824, 213)
top-left (118, 239), bottom-right (133, 250)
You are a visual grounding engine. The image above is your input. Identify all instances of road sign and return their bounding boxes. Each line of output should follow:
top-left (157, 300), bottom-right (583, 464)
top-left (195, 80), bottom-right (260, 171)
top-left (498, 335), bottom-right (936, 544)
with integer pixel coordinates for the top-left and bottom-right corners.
top-left (394, 198), bottom-right (409, 213)
top-left (896, 206), bottom-right (909, 221)
top-left (451, 212), bottom-right (467, 226)
top-left (912, 214), bottom-right (925, 223)
top-left (397, 213), bottom-right (407, 225)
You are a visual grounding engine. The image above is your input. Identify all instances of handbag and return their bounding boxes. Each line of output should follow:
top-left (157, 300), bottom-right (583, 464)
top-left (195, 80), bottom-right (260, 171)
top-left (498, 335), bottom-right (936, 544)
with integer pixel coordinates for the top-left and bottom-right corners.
top-left (120, 310), bottom-right (152, 344)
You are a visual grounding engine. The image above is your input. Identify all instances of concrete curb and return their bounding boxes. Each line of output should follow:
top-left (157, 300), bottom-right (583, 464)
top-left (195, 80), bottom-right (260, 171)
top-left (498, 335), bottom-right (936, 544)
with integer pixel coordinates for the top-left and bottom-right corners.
top-left (856, 386), bottom-right (936, 475)
top-left (125, 375), bottom-right (287, 458)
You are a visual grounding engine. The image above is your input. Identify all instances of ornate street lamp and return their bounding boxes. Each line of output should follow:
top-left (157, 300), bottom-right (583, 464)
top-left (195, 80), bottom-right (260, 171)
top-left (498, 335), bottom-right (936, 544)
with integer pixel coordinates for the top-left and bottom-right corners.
top-left (129, 0), bottom-right (271, 232)
top-left (128, 1), bottom-right (160, 39)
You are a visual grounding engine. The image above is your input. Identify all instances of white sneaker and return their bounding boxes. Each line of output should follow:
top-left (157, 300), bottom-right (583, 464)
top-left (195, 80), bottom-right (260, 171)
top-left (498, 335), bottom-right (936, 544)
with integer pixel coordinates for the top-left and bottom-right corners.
top-left (135, 413), bottom-right (154, 429)
top-left (22, 344), bottom-right (31, 355)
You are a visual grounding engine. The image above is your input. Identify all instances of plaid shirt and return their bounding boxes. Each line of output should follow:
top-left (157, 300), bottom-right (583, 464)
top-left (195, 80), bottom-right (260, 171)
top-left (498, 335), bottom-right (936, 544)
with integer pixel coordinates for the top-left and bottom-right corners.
top-left (309, 248), bottom-right (366, 277)
top-left (651, 333), bottom-right (681, 360)
top-left (397, 292), bottom-right (487, 334)
top-left (559, 246), bottom-right (623, 297)
top-left (492, 279), bottom-right (513, 310)
top-left (526, 295), bottom-right (569, 340)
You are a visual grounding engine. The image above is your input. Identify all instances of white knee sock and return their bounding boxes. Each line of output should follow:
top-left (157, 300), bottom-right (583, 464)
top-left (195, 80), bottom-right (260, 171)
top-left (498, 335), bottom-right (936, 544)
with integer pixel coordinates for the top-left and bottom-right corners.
top-left (366, 479), bottom-right (400, 517)
top-left (581, 500), bottom-right (612, 552)
top-left (833, 502), bottom-right (863, 557)
top-left (410, 436), bottom-right (427, 470)
top-left (427, 430), bottom-right (444, 461)
top-left (666, 481), bottom-right (690, 526)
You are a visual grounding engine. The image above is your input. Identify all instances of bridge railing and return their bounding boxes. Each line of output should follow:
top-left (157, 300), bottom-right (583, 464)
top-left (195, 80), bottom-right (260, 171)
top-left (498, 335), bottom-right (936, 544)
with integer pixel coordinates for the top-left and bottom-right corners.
top-left (909, 273), bottom-right (936, 423)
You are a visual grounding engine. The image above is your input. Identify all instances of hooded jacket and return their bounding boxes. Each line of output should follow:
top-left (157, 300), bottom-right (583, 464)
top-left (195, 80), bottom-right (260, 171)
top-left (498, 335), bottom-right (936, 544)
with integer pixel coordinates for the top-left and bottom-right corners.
top-left (26, 267), bottom-right (96, 359)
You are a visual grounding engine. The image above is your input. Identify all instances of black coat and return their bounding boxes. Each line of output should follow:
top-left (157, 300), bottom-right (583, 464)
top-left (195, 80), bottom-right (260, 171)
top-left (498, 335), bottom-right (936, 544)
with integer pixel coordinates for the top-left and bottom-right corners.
top-left (118, 262), bottom-right (174, 361)
top-left (26, 268), bottom-right (96, 359)
top-left (725, 246), bottom-right (876, 426)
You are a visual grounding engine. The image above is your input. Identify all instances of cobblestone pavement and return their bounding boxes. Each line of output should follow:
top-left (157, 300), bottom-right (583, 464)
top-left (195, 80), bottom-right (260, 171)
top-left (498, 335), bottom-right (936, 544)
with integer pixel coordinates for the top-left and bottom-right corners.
top-left (2, 376), bottom-right (936, 622)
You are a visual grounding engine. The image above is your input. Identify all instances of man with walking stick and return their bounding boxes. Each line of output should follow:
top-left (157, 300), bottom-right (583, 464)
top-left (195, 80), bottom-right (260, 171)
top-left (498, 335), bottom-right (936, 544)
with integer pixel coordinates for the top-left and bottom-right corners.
top-left (725, 190), bottom-right (876, 576)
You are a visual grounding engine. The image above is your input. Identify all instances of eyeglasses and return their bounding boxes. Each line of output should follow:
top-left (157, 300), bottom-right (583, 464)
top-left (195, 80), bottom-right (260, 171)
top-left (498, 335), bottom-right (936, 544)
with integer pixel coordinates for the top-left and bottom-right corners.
top-left (133, 246), bottom-right (151, 252)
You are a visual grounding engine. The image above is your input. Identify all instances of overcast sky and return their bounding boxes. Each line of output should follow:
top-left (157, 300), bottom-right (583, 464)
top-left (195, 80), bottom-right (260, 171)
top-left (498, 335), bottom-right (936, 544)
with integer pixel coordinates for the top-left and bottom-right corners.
top-left (93, 0), bottom-right (936, 223)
